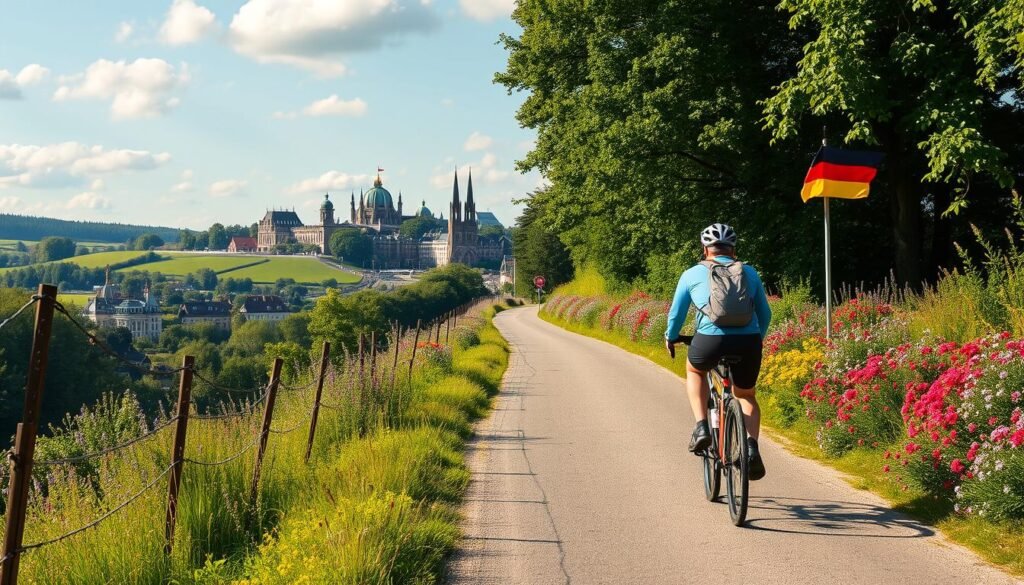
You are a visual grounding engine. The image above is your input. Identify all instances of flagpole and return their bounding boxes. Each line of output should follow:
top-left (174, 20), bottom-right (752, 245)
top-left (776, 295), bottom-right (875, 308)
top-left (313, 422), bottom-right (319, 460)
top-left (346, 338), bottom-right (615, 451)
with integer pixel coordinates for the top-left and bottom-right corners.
top-left (822, 129), bottom-right (833, 340)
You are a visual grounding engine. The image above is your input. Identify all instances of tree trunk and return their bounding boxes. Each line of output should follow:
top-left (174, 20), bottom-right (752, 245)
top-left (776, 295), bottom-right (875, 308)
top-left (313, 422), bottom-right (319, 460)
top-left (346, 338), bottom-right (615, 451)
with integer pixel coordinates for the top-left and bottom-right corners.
top-left (889, 154), bottom-right (923, 289)
top-left (929, 184), bottom-right (953, 277)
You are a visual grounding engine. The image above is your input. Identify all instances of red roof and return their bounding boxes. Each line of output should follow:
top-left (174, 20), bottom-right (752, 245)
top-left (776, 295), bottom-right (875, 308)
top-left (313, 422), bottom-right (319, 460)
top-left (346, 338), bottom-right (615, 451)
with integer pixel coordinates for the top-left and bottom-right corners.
top-left (229, 236), bottom-right (257, 250)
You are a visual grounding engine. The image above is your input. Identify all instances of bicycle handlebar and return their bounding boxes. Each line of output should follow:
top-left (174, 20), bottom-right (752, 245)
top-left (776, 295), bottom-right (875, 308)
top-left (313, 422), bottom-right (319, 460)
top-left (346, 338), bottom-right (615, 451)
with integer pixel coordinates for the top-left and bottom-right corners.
top-left (667, 335), bottom-right (693, 359)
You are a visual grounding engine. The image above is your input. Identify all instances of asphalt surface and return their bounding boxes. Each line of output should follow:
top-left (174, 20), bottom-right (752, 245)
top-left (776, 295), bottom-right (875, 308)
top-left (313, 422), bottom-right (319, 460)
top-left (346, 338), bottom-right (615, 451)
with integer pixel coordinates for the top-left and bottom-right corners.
top-left (445, 306), bottom-right (1020, 585)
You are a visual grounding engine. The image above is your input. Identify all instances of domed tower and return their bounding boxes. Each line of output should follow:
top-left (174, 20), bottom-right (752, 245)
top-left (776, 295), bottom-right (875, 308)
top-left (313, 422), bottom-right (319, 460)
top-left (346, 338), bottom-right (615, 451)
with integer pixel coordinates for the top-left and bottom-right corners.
top-left (417, 200), bottom-right (433, 219)
top-left (362, 174), bottom-right (399, 226)
top-left (320, 193), bottom-right (335, 226)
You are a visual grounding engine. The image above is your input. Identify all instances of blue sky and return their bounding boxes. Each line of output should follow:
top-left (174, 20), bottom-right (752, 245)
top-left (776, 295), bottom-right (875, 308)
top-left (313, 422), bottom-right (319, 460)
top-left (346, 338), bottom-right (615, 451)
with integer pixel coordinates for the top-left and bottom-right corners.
top-left (0, 0), bottom-right (538, 231)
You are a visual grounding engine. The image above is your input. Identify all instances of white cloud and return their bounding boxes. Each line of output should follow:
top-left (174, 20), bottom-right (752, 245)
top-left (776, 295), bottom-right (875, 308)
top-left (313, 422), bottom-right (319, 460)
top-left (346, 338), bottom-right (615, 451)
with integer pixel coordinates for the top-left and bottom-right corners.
top-left (67, 192), bottom-right (112, 210)
top-left (53, 58), bottom-right (190, 120)
top-left (429, 152), bottom-right (509, 190)
top-left (459, 0), bottom-right (514, 22)
top-left (274, 95), bottom-right (368, 119)
top-left (286, 171), bottom-right (371, 195)
top-left (90, 178), bottom-right (106, 191)
top-left (228, 0), bottom-right (440, 77)
top-left (209, 179), bottom-right (247, 197)
top-left (171, 169), bottom-right (195, 192)
top-left (115, 21), bottom-right (135, 43)
top-left (0, 196), bottom-right (21, 209)
top-left (0, 65), bottom-right (50, 99)
top-left (303, 95), bottom-right (367, 117)
top-left (15, 64), bottom-right (49, 86)
top-left (160, 0), bottom-right (218, 45)
top-left (0, 142), bottom-right (171, 189)
top-left (464, 131), bottom-right (493, 152)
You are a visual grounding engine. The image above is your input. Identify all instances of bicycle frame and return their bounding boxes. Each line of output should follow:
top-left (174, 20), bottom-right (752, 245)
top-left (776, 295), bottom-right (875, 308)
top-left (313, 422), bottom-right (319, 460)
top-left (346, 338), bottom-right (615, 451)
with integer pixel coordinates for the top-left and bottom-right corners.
top-left (706, 364), bottom-right (733, 463)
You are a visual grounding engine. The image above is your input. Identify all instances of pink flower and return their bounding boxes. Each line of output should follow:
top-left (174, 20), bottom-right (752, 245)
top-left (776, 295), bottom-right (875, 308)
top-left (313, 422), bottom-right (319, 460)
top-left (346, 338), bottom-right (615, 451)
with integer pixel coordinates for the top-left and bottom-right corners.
top-left (950, 459), bottom-right (966, 474)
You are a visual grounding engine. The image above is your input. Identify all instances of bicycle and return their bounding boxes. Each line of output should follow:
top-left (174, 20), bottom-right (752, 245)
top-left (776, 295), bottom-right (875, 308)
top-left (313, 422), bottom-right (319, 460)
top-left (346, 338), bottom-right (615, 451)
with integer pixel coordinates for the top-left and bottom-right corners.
top-left (669, 335), bottom-right (749, 526)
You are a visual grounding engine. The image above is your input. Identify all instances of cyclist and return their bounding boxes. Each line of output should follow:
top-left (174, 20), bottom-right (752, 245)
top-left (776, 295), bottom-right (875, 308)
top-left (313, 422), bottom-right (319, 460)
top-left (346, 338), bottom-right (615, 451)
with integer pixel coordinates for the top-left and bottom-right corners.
top-left (664, 223), bottom-right (772, 480)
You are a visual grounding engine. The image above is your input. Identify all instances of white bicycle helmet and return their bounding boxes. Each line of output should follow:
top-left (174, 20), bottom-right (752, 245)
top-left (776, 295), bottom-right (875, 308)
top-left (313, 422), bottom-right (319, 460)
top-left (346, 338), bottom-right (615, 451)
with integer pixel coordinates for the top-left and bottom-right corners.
top-left (700, 223), bottom-right (737, 247)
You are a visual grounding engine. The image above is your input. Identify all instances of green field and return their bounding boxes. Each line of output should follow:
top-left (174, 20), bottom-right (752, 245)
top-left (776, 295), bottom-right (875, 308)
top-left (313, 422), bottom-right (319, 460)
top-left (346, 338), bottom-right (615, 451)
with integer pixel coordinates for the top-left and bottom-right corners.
top-left (57, 293), bottom-right (94, 306)
top-left (131, 254), bottom-right (263, 276)
top-left (0, 250), bottom-right (359, 285)
top-left (0, 240), bottom-right (125, 252)
top-left (230, 257), bottom-right (360, 284)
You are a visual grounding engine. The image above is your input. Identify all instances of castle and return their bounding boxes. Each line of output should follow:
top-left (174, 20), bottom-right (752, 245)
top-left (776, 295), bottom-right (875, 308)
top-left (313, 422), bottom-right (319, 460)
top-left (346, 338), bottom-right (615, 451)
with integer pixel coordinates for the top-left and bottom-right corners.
top-left (81, 267), bottom-right (163, 342)
top-left (257, 170), bottom-right (506, 269)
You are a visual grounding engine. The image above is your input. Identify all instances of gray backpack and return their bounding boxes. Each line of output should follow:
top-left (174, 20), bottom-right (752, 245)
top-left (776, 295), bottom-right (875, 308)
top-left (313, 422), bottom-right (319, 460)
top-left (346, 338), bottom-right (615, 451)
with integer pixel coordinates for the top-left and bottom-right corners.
top-left (698, 260), bottom-right (753, 327)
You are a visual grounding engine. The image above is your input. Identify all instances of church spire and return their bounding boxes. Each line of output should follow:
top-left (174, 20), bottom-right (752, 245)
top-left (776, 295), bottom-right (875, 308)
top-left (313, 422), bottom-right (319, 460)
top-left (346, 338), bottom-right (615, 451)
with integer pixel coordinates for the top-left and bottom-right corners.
top-left (451, 169), bottom-right (461, 222)
top-left (466, 167), bottom-right (476, 222)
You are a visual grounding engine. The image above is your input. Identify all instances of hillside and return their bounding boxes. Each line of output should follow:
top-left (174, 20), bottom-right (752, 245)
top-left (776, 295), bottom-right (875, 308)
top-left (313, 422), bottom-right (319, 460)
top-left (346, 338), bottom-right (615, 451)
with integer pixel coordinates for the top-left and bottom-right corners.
top-left (0, 213), bottom-right (182, 244)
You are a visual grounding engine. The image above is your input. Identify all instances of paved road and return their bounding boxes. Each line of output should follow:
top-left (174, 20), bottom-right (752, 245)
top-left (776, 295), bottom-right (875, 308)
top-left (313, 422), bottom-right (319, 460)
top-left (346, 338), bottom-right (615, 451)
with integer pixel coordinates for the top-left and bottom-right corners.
top-left (446, 306), bottom-right (1020, 585)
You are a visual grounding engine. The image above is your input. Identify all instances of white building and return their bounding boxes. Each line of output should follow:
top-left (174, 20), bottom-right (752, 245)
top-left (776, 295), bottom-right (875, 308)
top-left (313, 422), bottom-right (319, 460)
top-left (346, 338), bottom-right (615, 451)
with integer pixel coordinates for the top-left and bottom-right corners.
top-left (82, 268), bottom-right (163, 342)
top-left (239, 295), bottom-right (290, 322)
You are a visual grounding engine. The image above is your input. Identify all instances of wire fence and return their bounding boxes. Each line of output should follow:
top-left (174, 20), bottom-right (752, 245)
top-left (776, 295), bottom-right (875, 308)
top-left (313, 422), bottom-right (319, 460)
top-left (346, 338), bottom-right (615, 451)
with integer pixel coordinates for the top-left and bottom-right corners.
top-left (0, 284), bottom-right (491, 584)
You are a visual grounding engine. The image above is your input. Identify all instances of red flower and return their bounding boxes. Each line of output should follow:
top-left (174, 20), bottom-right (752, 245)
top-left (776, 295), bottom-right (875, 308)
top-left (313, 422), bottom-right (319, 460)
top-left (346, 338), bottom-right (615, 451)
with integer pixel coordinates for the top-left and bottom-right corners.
top-left (950, 459), bottom-right (966, 474)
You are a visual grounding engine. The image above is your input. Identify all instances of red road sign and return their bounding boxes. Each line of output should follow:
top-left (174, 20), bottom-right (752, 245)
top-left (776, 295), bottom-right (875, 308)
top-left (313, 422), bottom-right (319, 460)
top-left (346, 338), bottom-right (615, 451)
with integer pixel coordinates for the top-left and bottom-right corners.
top-left (533, 275), bottom-right (546, 289)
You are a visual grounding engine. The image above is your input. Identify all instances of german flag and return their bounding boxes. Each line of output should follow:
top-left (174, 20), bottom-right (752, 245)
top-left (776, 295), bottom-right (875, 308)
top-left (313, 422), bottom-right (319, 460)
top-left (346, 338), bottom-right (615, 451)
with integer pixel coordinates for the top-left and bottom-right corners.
top-left (801, 147), bottom-right (884, 202)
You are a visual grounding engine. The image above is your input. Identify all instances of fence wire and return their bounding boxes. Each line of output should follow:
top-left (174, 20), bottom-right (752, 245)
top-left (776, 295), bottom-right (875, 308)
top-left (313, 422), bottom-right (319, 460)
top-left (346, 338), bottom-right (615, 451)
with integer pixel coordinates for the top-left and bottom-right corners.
top-left (192, 371), bottom-right (270, 395)
top-left (18, 462), bottom-right (175, 553)
top-left (183, 431), bottom-right (265, 467)
top-left (0, 294), bottom-right (41, 332)
top-left (34, 416), bottom-right (179, 467)
top-left (191, 385), bottom-right (273, 421)
top-left (269, 410), bottom-right (314, 435)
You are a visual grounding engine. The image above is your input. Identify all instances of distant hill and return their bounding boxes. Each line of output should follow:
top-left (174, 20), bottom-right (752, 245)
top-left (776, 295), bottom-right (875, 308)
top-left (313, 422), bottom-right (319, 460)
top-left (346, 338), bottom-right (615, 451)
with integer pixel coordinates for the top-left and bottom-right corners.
top-left (0, 214), bottom-right (182, 244)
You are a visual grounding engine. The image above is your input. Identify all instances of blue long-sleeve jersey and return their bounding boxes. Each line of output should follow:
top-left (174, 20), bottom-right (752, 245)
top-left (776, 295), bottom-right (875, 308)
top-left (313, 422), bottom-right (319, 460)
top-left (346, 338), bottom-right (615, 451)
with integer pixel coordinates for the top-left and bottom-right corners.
top-left (664, 256), bottom-right (772, 340)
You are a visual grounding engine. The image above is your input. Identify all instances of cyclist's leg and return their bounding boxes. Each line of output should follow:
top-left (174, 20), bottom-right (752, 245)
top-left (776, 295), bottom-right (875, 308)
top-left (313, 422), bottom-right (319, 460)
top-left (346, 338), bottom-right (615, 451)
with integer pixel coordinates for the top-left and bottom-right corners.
top-left (732, 387), bottom-right (760, 440)
top-left (685, 359), bottom-right (709, 422)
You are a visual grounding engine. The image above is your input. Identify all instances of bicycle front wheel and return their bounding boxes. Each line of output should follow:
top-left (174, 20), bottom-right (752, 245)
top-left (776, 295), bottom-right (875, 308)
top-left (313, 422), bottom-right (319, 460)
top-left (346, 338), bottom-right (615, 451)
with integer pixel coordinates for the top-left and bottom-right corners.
top-left (724, 398), bottom-right (748, 526)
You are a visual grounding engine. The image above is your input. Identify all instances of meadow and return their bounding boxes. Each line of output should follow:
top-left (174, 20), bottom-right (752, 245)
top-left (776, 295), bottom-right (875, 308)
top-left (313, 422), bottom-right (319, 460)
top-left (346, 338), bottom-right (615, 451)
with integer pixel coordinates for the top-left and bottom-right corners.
top-left (0, 251), bottom-right (359, 285)
top-left (0, 297), bottom-right (512, 583)
top-left (540, 261), bottom-right (1024, 576)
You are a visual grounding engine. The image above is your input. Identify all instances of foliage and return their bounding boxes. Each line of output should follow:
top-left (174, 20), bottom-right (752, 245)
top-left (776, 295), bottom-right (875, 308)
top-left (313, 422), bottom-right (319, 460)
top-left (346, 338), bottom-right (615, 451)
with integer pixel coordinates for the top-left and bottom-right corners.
top-left (398, 215), bottom-right (443, 240)
top-left (511, 192), bottom-right (574, 298)
top-left (32, 236), bottom-right (76, 263)
top-left (0, 213), bottom-right (180, 244)
top-left (499, 0), bottom-right (1024, 294)
top-left (132, 233), bottom-right (165, 250)
top-left (329, 229), bottom-right (372, 265)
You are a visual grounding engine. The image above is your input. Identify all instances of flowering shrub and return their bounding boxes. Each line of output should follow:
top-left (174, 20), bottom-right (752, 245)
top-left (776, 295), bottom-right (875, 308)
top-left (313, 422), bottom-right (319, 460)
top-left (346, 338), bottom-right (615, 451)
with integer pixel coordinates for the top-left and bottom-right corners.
top-left (759, 339), bottom-right (825, 426)
top-left (416, 342), bottom-right (452, 369)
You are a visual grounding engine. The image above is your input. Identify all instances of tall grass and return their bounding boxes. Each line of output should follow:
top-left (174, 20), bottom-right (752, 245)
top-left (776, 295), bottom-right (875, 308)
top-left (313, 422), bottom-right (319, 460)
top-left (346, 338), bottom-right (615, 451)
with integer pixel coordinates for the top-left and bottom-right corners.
top-left (1, 298), bottom-right (512, 584)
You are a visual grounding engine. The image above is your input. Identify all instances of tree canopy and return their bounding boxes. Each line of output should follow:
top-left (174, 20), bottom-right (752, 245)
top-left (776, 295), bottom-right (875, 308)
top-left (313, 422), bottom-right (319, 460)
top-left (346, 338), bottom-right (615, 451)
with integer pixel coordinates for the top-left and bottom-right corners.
top-left (499, 0), bottom-right (1024, 293)
top-left (329, 229), bottom-right (373, 265)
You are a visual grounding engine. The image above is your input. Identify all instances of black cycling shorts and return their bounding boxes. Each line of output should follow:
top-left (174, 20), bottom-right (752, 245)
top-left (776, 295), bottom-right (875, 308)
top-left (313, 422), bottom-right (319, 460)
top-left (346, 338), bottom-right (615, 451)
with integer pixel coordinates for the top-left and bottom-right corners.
top-left (686, 333), bottom-right (763, 389)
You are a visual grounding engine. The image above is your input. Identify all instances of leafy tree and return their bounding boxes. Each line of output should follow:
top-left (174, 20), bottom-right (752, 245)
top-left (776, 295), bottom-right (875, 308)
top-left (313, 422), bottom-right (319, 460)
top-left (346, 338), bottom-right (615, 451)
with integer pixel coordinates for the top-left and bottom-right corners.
top-left (762, 0), bottom-right (1024, 284)
top-left (0, 287), bottom-right (122, 444)
top-left (279, 312), bottom-right (312, 348)
top-left (226, 320), bottom-right (282, 355)
top-left (193, 268), bottom-right (218, 291)
top-left (309, 289), bottom-right (387, 355)
top-left (178, 230), bottom-right (196, 250)
top-left (33, 236), bottom-right (77, 263)
top-left (15, 241), bottom-right (28, 253)
top-left (217, 355), bottom-right (267, 394)
top-left (75, 245), bottom-right (90, 256)
top-left (479, 225), bottom-right (505, 240)
top-left (512, 193), bottom-right (574, 297)
top-left (329, 229), bottom-right (373, 265)
top-left (133, 233), bottom-right (165, 250)
top-left (399, 216), bottom-right (441, 240)
top-left (207, 223), bottom-right (228, 250)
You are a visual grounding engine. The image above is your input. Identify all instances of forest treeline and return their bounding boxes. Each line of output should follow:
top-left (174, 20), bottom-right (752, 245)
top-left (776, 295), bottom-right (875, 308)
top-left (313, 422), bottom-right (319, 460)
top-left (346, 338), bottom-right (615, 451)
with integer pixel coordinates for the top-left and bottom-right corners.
top-left (503, 0), bottom-right (1024, 297)
top-left (0, 214), bottom-right (181, 245)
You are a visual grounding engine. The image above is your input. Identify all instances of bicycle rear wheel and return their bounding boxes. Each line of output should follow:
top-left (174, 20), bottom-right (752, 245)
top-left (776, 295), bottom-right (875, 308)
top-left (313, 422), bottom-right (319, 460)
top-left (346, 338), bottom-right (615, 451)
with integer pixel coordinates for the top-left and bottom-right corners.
top-left (724, 398), bottom-right (748, 526)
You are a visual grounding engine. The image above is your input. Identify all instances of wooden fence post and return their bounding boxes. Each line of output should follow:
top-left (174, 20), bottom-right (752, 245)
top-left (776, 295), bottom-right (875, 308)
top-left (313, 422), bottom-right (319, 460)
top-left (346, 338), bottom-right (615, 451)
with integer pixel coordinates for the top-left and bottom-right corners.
top-left (369, 331), bottom-right (377, 393)
top-left (408, 320), bottom-right (422, 383)
top-left (164, 355), bottom-right (194, 556)
top-left (250, 358), bottom-right (283, 507)
top-left (389, 324), bottom-right (401, 394)
top-left (1, 284), bottom-right (57, 585)
top-left (304, 341), bottom-right (330, 463)
top-left (445, 311), bottom-right (451, 344)
top-left (435, 318), bottom-right (442, 344)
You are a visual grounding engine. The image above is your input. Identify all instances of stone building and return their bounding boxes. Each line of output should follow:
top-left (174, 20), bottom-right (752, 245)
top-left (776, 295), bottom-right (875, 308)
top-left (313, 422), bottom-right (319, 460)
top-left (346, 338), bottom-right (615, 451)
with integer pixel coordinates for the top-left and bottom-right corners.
top-left (178, 300), bottom-right (232, 330)
top-left (255, 170), bottom-right (507, 268)
top-left (228, 236), bottom-right (257, 253)
top-left (81, 268), bottom-right (163, 342)
top-left (239, 295), bottom-right (290, 322)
